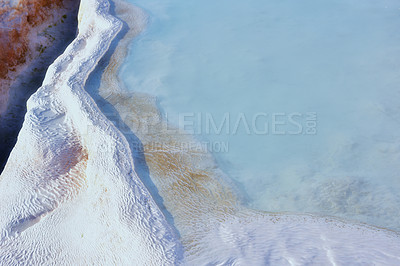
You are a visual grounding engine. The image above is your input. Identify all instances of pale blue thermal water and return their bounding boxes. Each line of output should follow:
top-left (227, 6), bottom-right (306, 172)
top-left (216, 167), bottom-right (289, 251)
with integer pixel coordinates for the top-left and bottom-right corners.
top-left (121, 0), bottom-right (400, 231)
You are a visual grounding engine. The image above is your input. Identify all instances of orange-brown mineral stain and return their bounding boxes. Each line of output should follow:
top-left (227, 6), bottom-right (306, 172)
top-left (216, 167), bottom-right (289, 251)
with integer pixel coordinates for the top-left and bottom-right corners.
top-left (0, 0), bottom-right (78, 113)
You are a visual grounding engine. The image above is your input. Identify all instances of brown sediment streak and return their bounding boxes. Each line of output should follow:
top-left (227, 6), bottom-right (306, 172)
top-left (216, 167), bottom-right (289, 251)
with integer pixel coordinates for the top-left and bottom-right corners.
top-left (16, 124), bottom-right (89, 199)
top-left (93, 0), bottom-right (240, 247)
top-left (47, 139), bottom-right (88, 197)
top-left (0, 0), bottom-right (78, 115)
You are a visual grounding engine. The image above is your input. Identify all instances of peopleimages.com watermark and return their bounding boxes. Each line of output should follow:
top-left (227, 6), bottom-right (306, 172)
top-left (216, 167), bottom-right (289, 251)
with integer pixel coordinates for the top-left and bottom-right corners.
top-left (130, 140), bottom-right (230, 153)
top-left (99, 111), bottom-right (318, 136)
top-left (172, 112), bottom-right (318, 136)
top-left (83, 111), bottom-right (318, 154)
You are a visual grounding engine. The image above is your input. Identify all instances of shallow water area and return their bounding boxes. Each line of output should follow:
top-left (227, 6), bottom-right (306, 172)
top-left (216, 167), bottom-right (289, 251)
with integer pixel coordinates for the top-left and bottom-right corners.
top-left (121, 0), bottom-right (400, 231)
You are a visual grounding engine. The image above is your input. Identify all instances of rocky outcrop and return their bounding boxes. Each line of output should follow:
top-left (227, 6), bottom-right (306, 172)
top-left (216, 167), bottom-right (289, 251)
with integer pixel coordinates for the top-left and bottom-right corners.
top-left (0, 0), bottom-right (77, 114)
top-left (0, 0), bottom-right (80, 172)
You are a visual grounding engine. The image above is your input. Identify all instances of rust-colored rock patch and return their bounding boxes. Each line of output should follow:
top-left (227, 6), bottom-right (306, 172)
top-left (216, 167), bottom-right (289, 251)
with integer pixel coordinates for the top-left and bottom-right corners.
top-left (0, 0), bottom-right (78, 114)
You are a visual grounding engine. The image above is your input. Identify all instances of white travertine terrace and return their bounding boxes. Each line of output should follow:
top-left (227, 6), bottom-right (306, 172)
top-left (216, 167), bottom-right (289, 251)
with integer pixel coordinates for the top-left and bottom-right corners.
top-left (0, 0), bottom-right (399, 264)
top-left (0, 0), bottom-right (182, 264)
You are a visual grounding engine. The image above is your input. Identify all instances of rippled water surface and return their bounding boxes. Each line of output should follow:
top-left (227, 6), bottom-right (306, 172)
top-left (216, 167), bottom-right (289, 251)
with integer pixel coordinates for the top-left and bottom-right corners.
top-left (121, 0), bottom-right (400, 231)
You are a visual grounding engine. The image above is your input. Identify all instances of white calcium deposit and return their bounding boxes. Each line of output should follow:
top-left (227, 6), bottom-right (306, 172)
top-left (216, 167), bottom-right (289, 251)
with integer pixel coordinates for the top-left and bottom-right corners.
top-left (0, 0), bottom-right (399, 265)
top-left (0, 0), bottom-right (182, 264)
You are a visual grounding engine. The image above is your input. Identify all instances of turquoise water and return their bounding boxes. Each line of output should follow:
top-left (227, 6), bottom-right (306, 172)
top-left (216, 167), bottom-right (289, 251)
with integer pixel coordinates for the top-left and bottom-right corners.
top-left (121, 0), bottom-right (400, 231)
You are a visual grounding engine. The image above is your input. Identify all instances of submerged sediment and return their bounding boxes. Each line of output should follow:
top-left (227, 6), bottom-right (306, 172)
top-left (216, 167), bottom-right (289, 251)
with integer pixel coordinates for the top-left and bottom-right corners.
top-left (87, 0), bottom-right (400, 264)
